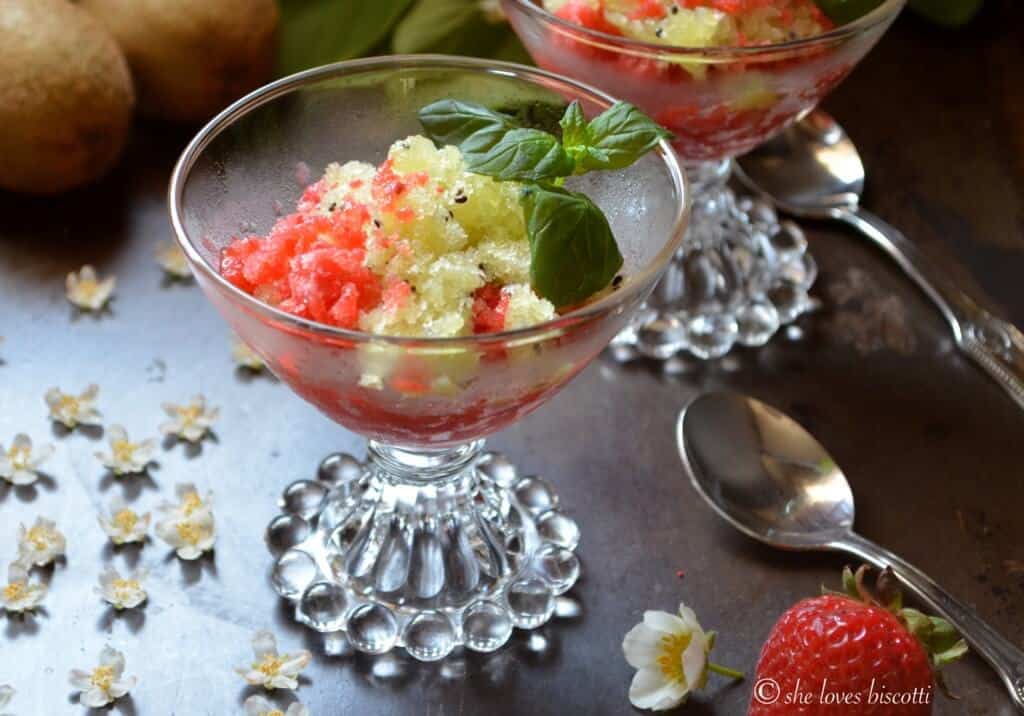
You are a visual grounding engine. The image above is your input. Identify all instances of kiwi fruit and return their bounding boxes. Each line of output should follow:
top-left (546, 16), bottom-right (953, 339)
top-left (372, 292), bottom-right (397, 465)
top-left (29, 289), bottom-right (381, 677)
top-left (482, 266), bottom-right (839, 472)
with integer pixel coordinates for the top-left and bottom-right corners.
top-left (0, 0), bottom-right (135, 195)
top-left (79, 0), bottom-right (280, 123)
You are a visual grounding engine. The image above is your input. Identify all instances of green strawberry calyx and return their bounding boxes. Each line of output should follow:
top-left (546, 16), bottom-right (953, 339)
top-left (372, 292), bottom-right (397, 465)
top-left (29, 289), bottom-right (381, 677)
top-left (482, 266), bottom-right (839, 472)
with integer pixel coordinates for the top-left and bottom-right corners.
top-left (825, 565), bottom-right (969, 697)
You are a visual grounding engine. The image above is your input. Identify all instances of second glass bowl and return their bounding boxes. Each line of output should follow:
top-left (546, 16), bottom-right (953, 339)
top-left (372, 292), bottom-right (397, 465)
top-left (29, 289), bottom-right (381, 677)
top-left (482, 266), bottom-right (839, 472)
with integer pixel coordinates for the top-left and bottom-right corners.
top-left (503, 0), bottom-right (905, 359)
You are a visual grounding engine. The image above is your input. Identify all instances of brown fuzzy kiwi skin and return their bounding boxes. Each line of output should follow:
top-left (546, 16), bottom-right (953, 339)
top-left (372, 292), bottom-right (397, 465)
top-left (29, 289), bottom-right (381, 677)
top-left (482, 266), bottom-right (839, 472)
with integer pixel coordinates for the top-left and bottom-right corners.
top-left (78, 0), bottom-right (280, 123)
top-left (0, 0), bottom-right (135, 195)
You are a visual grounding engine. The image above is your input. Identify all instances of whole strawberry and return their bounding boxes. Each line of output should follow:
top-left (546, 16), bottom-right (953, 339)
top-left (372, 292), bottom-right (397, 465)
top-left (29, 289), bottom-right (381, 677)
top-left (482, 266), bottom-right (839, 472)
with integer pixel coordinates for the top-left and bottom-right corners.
top-left (749, 566), bottom-right (967, 715)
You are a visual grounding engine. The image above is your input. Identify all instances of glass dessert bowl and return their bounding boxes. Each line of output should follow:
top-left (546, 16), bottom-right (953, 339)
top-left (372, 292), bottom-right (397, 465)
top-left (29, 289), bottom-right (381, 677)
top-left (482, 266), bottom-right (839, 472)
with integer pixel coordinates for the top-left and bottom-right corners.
top-left (169, 55), bottom-right (688, 660)
top-left (503, 0), bottom-right (905, 359)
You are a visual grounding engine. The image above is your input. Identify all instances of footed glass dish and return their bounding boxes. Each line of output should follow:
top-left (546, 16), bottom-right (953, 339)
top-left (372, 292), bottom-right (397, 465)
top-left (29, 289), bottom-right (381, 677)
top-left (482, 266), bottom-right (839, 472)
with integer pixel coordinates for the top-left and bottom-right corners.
top-left (503, 0), bottom-right (905, 359)
top-left (169, 56), bottom-right (688, 660)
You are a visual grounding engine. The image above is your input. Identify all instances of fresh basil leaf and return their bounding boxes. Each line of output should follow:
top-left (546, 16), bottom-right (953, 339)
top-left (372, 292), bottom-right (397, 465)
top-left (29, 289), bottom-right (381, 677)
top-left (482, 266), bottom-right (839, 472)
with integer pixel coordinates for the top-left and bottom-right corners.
top-left (277, 0), bottom-right (413, 76)
top-left (495, 100), bottom-right (569, 135)
top-left (465, 128), bottom-right (575, 182)
top-left (418, 99), bottom-right (520, 155)
top-left (574, 101), bottom-right (672, 171)
top-left (559, 101), bottom-right (589, 149)
top-left (521, 184), bottom-right (623, 308)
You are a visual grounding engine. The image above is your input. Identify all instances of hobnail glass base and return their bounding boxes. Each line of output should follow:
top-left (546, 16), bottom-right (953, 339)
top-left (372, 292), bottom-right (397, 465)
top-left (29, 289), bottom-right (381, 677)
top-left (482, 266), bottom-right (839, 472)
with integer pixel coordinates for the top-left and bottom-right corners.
top-left (265, 443), bottom-right (581, 661)
top-left (611, 159), bottom-right (818, 362)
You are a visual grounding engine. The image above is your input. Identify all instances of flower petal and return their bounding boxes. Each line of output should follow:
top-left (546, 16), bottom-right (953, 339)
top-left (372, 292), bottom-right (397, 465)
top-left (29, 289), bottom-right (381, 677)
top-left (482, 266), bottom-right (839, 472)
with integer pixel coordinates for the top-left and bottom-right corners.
top-left (642, 609), bottom-right (687, 636)
top-left (680, 632), bottom-right (708, 690)
top-left (629, 668), bottom-right (688, 711)
top-left (622, 622), bottom-right (664, 670)
top-left (68, 670), bottom-right (92, 690)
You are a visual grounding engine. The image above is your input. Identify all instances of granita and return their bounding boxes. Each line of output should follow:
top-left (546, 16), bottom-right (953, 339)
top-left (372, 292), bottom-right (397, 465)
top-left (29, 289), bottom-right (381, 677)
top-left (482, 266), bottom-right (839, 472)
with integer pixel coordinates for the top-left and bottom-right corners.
top-left (544, 0), bottom-right (833, 50)
top-left (221, 136), bottom-right (557, 338)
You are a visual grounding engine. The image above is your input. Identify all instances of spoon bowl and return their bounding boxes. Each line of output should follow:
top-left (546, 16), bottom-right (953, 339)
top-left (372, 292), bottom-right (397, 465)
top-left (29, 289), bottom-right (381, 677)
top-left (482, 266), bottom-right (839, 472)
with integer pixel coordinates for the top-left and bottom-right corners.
top-left (735, 111), bottom-right (864, 217)
top-left (678, 392), bottom-right (854, 550)
top-left (678, 391), bottom-right (1024, 710)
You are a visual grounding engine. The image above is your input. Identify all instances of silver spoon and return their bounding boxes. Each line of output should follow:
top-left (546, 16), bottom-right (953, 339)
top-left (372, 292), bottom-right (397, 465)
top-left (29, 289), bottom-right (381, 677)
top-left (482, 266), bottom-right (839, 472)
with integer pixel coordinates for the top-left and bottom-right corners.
top-left (736, 111), bottom-right (1024, 410)
top-left (678, 391), bottom-right (1024, 710)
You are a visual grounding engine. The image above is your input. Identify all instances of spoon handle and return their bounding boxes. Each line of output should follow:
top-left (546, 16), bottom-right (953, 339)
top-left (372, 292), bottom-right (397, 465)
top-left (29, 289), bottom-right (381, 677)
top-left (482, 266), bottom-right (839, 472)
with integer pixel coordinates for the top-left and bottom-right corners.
top-left (834, 531), bottom-right (1024, 710)
top-left (837, 207), bottom-right (1024, 411)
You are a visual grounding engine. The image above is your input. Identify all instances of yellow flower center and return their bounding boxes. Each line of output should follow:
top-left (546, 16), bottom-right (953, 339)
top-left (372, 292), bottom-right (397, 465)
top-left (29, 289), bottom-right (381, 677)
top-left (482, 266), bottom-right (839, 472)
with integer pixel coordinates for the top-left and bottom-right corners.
top-left (176, 521), bottom-right (204, 545)
top-left (256, 655), bottom-right (284, 677)
top-left (113, 509), bottom-right (138, 531)
top-left (179, 405), bottom-right (202, 425)
top-left (58, 395), bottom-right (81, 414)
top-left (7, 445), bottom-right (30, 469)
top-left (656, 632), bottom-right (692, 684)
top-left (112, 439), bottom-right (137, 463)
top-left (113, 578), bottom-right (140, 594)
top-left (26, 526), bottom-right (50, 551)
top-left (181, 492), bottom-right (204, 516)
top-left (3, 582), bottom-right (24, 601)
top-left (91, 665), bottom-right (115, 691)
top-left (264, 711), bottom-right (285, 716)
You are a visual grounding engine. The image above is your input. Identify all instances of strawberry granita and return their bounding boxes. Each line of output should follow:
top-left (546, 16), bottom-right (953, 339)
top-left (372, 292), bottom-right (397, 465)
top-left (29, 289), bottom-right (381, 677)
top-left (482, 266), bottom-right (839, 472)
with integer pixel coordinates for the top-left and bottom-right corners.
top-left (221, 136), bottom-right (556, 338)
top-left (544, 0), bottom-right (833, 57)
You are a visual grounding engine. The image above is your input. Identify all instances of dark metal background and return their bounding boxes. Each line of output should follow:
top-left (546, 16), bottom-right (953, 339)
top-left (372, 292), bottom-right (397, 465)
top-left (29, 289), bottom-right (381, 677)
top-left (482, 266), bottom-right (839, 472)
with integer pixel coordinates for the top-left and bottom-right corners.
top-left (1, 5), bottom-right (1021, 713)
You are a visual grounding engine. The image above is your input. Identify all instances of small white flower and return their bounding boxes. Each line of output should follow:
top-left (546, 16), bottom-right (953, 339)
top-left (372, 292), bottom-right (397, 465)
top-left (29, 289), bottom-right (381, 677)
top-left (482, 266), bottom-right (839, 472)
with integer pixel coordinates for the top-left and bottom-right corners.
top-left (622, 602), bottom-right (738, 711)
top-left (17, 516), bottom-right (66, 567)
top-left (156, 240), bottom-right (192, 279)
top-left (95, 424), bottom-right (156, 475)
top-left (232, 339), bottom-right (265, 371)
top-left (159, 395), bottom-right (219, 443)
top-left (45, 384), bottom-right (101, 429)
top-left (95, 565), bottom-right (147, 610)
top-left (0, 433), bottom-right (54, 486)
top-left (236, 630), bottom-right (312, 691)
top-left (98, 497), bottom-right (150, 545)
top-left (66, 265), bottom-right (116, 311)
top-left (154, 483), bottom-right (215, 560)
top-left (2, 561), bottom-right (47, 613)
top-left (244, 695), bottom-right (310, 716)
top-left (69, 646), bottom-right (136, 708)
top-left (0, 683), bottom-right (12, 710)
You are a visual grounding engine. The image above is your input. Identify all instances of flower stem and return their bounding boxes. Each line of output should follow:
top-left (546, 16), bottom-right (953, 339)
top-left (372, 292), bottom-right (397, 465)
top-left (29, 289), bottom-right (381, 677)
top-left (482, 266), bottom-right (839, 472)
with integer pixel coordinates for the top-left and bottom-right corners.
top-left (708, 662), bottom-right (745, 680)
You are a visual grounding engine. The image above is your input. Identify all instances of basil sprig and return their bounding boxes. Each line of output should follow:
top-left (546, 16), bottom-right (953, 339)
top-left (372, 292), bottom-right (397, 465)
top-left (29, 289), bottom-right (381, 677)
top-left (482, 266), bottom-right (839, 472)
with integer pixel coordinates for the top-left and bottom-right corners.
top-left (419, 99), bottom-right (671, 309)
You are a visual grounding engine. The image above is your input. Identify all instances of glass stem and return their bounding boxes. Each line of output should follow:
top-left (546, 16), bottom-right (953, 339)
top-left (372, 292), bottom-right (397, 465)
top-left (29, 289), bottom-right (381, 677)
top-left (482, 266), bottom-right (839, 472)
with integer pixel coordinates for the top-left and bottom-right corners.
top-left (367, 440), bottom-right (485, 486)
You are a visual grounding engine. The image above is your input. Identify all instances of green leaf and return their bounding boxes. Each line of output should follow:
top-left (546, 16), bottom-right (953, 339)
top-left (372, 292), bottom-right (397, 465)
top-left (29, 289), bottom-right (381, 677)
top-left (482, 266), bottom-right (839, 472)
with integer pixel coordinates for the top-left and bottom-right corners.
top-left (392, 0), bottom-right (481, 54)
top-left (392, 0), bottom-right (533, 61)
top-left (465, 128), bottom-right (575, 182)
top-left (277, 0), bottom-right (413, 76)
top-left (570, 101), bottom-right (672, 172)
top-left (559, 100), bottom-right (589, 148)
top-left (521, 184), bottom-right (623, 309)
top-left (418, 99), bottom-right (520, 154)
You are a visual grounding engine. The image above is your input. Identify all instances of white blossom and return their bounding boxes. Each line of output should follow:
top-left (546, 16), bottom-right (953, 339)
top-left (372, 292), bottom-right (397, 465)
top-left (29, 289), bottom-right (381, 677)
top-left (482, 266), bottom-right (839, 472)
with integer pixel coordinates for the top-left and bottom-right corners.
top-left (232, 339), bottom-right (265, 371)
top-left (69, 646), bottom-right (136, 708)
top-left (45, 384), bottom-right (101, 429)
top-left (95, 425), bottom-right (156, 475)
top-left (66, 265), bottom-right (115, 311)
top-left (17, 517), bottom-right (66, 567)
top-left (622, 603), bottom-right (714, 711)
top-left (0, 433), bottom-right (54, 486)
top-left (159, 395), bottom-right (219, 443)
top-left (156, 240), bottom-right (192, 279)
top-left (95, 565), bottom-right (147, 610)
top-left (155, 483), bottom-right (215, 560)
top-left (244, 695), bottom-right (310, 716)
top-left (98, 497), bottom-right (150, 545)
top-left (1, 561), bottom-right (46, 613)
top-left (235, 630), bottom-right (312, 691)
